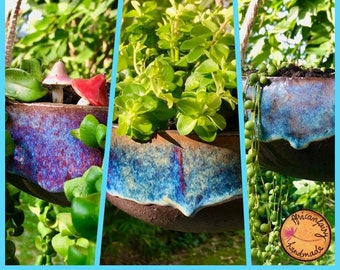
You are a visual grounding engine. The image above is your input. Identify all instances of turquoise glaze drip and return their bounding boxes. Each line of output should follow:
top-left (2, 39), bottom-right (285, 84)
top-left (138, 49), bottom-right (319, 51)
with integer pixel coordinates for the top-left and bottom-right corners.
top-left (245, 77), bottom-right (334, 149)
top-left (107, 132), bottom-right (242, 216)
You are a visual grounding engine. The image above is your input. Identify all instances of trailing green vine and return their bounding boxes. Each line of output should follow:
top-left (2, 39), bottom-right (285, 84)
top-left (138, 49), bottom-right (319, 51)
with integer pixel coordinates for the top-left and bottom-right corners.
top-left (5, 113), bottom-right (21, 265)
top-left (27, 165), bottom-right (102, 265)
top-left (5, 184), bottom-right (24, 265)
top-left (243, 64), bottom-right (335, 265)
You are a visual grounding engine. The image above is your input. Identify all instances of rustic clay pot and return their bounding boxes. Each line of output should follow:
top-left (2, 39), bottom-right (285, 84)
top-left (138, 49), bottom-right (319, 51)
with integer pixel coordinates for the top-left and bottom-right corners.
top-left (107, 194), bottom-right (243, 233)
top-left (244, 77), bottom-right (334, 181)
top-left (5, 101), bottom-right (108, 206)
top-left (106, 126), bottom-right (243, 232)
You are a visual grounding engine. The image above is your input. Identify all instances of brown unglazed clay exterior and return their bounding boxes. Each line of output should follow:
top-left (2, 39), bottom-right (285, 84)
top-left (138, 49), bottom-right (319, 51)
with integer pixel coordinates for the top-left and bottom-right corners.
top-left (106, 193), bottom-right (244, 233)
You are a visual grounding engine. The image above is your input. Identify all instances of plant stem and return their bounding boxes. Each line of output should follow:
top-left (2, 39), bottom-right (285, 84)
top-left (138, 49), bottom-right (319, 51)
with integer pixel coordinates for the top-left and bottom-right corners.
top-left (240, 0), bottom-right (260, 65)
top-left (6, 0), bottom-right (22, 67)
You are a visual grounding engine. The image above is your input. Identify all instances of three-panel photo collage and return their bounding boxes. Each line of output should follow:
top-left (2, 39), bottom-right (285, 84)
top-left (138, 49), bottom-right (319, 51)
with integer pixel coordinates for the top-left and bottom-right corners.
top-left (3, 0), bottom-right (336, 267)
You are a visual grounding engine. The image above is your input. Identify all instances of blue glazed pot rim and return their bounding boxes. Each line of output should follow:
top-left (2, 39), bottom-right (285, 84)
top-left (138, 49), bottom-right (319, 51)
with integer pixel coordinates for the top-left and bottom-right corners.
top-left (243, 76), bottom-right (334, 149)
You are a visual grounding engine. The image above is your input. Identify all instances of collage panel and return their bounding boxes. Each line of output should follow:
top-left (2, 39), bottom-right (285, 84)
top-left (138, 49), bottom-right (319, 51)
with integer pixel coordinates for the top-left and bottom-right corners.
top-left (100, 0), bottom-right (246, 265)
top-left (4, 0), bottom-right (117, 265)
top-left (239, 0), bottom-right (335, 265)
top-left (2, 0), bottom-right (337, 268)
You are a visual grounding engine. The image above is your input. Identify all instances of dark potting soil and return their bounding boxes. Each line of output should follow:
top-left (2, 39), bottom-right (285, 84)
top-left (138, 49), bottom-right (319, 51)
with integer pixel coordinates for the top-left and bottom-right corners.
top-left (243, 64), bottom-right (335, 78)
top-left (35, 83), bottom-right (111, 104)
top-left (276, 64), bottom-right (334, 78)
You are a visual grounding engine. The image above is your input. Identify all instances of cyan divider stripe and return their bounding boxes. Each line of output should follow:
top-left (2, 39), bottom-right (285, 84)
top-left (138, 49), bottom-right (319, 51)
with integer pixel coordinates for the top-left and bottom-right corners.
top-left (95, 0), bottom-right (124, 266)
top-left (233, 0), bottom-right (251, 266)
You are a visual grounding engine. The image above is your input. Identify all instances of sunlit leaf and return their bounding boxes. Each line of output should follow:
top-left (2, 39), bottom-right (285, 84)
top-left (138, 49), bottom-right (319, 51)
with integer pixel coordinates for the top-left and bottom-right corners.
top-left (5, 68), bottom-right (48, 102)
top-left (177, 114), bottom-right (197, 135)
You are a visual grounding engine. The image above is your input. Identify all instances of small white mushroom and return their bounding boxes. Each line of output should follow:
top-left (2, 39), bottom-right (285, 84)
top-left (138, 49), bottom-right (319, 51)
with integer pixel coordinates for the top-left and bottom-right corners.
top-left (42, 60), bottom-right (72, 103)
top-left (77, 97), bottom-right (91, 105)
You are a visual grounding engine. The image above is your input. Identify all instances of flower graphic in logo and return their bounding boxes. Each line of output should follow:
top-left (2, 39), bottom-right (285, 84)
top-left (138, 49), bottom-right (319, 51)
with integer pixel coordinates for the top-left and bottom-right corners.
top-left (283, 226), bottom-right (321, 243)
top-left (283, 226), bottom-right (297, 242)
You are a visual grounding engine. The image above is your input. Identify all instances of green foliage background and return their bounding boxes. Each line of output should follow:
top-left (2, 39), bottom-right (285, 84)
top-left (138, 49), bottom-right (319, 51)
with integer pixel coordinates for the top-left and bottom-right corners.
top-left (238, 0), bottom-right (334, 68)
top-left (11, 0), bottom-right (118, 78)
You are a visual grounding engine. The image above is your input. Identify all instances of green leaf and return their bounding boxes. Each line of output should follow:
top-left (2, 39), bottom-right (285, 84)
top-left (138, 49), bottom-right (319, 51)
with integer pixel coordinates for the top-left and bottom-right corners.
top-left (5, 130), bottom-right (16, 157)
top-left (176, 97), bottom-right (200, 116)
top-left (176, 114), bottom-right (197, 135)
top-left (187, 46), bottom-right (205, 63)
top-left (57, 213), bottom-right (79, 237)
top-left (210, 43), bottom-right (230, 64)
top-left (67, 244), bottom-right (88, 265)
top-left (20, 59), bottom-right (43, 82)
top-left (132, 116), bottom-right (153, 134)
top-left (190, 25), bottom-right (212, 37)
top-left (37, 221), bottom-right (54, 239)
top-left (208, 113), bottom-right (227, 131)
top-left (196, 59), bottom-right (219, 74)
top-left (96, 124), bottom-right (107, 149)
top-left (205, 92), bottom-right (222, 111)
top-left (184, 73), bottom-right (203, 91)
top-left (19, 31), bottom-right (47, 46)
top-left (116, 120), bottom-right (129, 136)
top-left (180, 36), bottom-right (205, 51)
top-left (5, 68), bottom-right (48, 102)
top-left (71, 193), bottom-right (100, 241)
top-left (272, 6), bottom-right (299, 33)
top-left (52, 233), bottom-right (76, 258)
top-left (64, 166), bottom-right (102, 201)
top-left (79, 114), bottom-right (100, 148)
top-left (194, 116), bottom-right (217, 142)
top-left (69, 129), bottom-right (81, 141)
top-left (63, 177), bottom-right (82, 202)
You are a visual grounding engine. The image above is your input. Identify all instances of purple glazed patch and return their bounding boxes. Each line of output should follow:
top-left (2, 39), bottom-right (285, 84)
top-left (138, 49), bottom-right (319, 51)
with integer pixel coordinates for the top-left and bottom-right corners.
top-left (6, 102), bottom-right (108, 192)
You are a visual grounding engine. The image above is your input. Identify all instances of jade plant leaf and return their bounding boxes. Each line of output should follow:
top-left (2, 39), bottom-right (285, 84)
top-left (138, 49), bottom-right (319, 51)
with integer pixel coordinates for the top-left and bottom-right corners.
top-left (71, 193), bottom-right (100, 241)
top-left (5, 68), bottom-right (48, 102)
top-left (70, 114), bottom-right (106, 149)
top-left (64, 166), bottom-right (102, 202)
top-left (95, 124), bottom-right (107, 149)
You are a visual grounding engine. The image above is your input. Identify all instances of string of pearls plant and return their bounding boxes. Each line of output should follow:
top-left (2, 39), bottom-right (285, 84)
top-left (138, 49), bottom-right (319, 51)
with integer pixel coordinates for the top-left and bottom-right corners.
top-left (243, 63), bottom-right (335, 265)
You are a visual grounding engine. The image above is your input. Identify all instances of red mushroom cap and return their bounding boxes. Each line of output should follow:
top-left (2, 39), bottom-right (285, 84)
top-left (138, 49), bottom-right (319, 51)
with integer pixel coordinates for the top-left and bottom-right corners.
top-left (71, 74), bottom-right (109, 106)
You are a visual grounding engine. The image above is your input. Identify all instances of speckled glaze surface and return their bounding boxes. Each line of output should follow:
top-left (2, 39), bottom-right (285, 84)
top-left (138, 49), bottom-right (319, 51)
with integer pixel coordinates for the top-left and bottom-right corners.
top-left (6, 102), bottom-right (108, 192)
top-left (244, 77), bottom-right (334, 181)
top-left (244, 77), bottom-right (334, 149)
top-left (107, 127), bottom-right (242, 217)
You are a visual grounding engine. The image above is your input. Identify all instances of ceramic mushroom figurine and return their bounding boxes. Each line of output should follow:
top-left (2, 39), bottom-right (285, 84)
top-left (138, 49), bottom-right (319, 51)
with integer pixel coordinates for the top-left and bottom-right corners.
top-left (71, 74), bottom-right (109, 106)
top-left (42, 60), bottom-right (72, 103)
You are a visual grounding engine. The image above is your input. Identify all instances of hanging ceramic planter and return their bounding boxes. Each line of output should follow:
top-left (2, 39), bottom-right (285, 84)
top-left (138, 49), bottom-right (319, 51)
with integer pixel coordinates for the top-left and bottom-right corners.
top-left (106, 126), bottom-right (243, 233)
top-left (5, 101), bottom-right (108, 206)
top-left (244, 76), bottom-right (334, 181)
